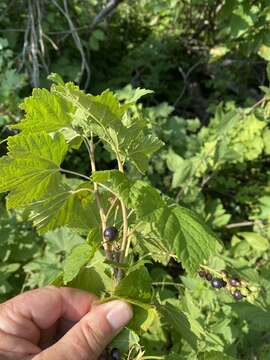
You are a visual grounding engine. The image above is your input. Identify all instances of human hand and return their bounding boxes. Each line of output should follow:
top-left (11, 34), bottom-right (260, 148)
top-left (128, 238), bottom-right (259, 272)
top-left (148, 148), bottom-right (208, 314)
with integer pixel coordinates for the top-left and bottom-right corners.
top-left (0, 286), bottom-right (133, 360)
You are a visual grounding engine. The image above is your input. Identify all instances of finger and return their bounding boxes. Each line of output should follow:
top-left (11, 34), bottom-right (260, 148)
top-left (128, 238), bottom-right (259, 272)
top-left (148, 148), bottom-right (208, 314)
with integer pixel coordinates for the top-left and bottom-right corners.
top-left (34, 300), bottom-right (133, 360)
top-left (0, 329), bottom-right (40, 359)
top-left (0, 286), bottom-right (97, 344)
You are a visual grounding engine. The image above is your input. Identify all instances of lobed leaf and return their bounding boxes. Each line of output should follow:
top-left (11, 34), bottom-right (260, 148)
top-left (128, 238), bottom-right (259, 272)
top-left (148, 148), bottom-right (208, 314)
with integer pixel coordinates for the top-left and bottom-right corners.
top-left (28, 182), bottom-right (99, 234)
top-left (157, 302), bottom-right (198, 349)
top-left (14, 88), bottom-right (75, 134)
top-left (63, 243), bottom-right (97, 284)
top-left (0, 132), bottom-right (68, 209)
top-left (114, 267), bottom-right (152, 303)
top-left (53, 83), bottom-right (162, 172)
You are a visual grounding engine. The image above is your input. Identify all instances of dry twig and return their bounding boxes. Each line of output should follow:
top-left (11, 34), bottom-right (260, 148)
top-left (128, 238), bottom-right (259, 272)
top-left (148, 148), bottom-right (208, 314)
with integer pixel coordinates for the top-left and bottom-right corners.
top-left (52, 0), bottom-right (91, 88)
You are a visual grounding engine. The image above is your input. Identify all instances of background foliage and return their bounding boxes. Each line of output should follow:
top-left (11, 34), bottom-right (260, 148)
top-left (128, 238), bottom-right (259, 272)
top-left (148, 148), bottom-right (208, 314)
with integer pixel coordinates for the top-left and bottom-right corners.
top-left (1, 1), bottom-right (270, 359)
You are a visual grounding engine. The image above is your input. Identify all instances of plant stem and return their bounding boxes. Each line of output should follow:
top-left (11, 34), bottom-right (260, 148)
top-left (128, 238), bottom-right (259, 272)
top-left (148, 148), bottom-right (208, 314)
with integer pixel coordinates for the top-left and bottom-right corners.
top-left (152, 281), bottom-right (184, 288)
top-left (84, 136), bottom-right (113, 262)
top-left (0, 138), bottom-right (8, 146)
top-left (104, 196), bottom-right (118, 222)
top-left (200, 264), bottom-right (222, 277)
top-left (60, 168), bottom-right (90, 181)
top-left (127, 221), bottom-right (143, 239)
top-left (225, 220), bottom-right (267, 229)
top-left (248, 96), bottom-right (266, 113)
top-left (116, 155), bottom-right (129, 281)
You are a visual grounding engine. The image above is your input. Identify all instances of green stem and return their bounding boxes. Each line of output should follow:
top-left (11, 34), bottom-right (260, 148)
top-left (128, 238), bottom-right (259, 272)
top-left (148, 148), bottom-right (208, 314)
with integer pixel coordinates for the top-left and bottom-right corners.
top-left (84, 135), bottom-right (113, 262)
top-left (200, 264), bottom-right (222, 277)
top-left (152, 281), bottom-right (184, 288)
top-left (60, 168), bottom-right (90, 181)
top-left (116, 155), bottom-right (129, 281)
top-left (0, 138), bottom-right (8, 146)
top-left (104, 196), bottom-right (118, 222)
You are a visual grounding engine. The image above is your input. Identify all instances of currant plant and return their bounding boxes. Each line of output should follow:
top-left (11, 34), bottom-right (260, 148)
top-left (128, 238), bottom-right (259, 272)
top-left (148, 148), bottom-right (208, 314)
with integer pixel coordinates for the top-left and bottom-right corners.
top-left (0, 73), bottom-right (236, 357)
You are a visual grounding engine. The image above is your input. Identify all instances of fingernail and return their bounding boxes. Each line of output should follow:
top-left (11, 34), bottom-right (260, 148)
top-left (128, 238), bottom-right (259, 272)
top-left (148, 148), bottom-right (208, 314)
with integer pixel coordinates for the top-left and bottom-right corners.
top-left (105, 300), bottom-right (133, 330)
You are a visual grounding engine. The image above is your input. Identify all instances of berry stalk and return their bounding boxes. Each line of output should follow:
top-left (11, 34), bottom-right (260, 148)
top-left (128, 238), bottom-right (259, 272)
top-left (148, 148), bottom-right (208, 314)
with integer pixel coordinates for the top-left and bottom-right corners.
top-left (84, 135), bottom-right (114, 262)
top-left (116, 155), bottom-right (129, 282)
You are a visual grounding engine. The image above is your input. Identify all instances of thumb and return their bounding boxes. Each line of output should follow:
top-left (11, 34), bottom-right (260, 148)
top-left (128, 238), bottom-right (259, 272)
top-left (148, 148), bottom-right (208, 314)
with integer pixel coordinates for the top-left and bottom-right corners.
top-left (35, 300), bottom-right (133, 360)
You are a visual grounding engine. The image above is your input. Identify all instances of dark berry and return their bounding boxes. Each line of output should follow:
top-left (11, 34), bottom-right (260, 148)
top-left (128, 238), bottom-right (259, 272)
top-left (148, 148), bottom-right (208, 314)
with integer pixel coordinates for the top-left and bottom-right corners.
top-left (198, 270), bottom-right (206, 278)
top-left (229, 277), bottom-right (240, 287)
top-left (233, 290), bottom-right (243, 301)
top-left (211, 278), bottom-right (224, 289)
top-left (205, 273), bottom-right (213, 281)
top-left (110, 348), bottom-right (121, 360)
top-left (103, 226), bottom-right (118, 242)
top-left (221, 279), bottom-right (227, 287)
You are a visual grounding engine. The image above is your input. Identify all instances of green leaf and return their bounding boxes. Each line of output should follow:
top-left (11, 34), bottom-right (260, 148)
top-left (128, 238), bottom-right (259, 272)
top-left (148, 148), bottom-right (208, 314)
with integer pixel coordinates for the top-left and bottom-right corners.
top-left (127, 87), bottom-right (154, 103)
top-left (229, 6), bottom-right (253, 39)
top-left (129, 181), bottom-right (220, 273)
top-left (110, 328), bottom-right (139, 354)
top-left (209, 46), bottom-right (229, 62)
top-left (158, 302), bottom-right (198, 349)
top-left (165, 354), bottom-right (182, 360)
top-left (45, 227), bottom-right (84, 256)
top-left (13, 88), bottom-right (75, 134)
top-left (129, 303), bottom-right (158, 333)
top-left (63, 243), bottom-right (97, 284)
top-left (116, 84), bottom-right (153, 103)
top-left (198, 352), bottom-right (236, 360)
top-left (92, 170), bottom-right (131, 206)
top-left (47, 72), bottom-right (65, 85)
top-left (263, 128), bottom-right (270, 155)
top-left (230, 302), bottom-right (270, 331)
top-left (24, 252), bottom-right (62, 288)
top-left (86, 226), bottom-right (103, 248)
top-left (53, 84), bottom-right (162, 173)
top-left (93, 29), bottom-right (106, 41)
top-left (114, 266), bottom-right (152, 303)
top-left (68, 251), bottom-right (114, 296)
top-left (258, 44), bottom-right (270, 61)
top-left (113, 266), bottom-right (157, 332)
top-left (238, 232), bottom-right (269, 252)
top-left (166, 149), bottom-right (193, 188)
top-left (28, 182), bottom-right (99, 234)
top-left (125, 130), bottom-right (163, 173)
top-left (0, 132), bottom-right (67, 208)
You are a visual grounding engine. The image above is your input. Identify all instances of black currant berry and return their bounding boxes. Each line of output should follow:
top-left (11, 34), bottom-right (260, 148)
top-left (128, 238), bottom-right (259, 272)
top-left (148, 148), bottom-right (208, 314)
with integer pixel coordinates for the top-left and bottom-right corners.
top-left (229, 278), bottom-right (240, 287)
top-left (110, 348), bottom-right (121, 360)
top-left (103, 226), bottom-right (118, 242)
top-left (233, 290), bottom-right (243, 301)
top-left (221, 279), bottom-right (227, 287)
top-left (198, 270), bottom-right (206, 278)
top-left (211, 278), bottom-right (224, 289)
top-left (205, 273), bottom-right (213, 281)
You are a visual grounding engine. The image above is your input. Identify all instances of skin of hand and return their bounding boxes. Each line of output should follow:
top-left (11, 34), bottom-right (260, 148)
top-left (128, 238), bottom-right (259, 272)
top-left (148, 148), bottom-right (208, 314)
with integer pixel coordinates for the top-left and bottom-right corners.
top-left (0, 286), bottom-right (133, 360)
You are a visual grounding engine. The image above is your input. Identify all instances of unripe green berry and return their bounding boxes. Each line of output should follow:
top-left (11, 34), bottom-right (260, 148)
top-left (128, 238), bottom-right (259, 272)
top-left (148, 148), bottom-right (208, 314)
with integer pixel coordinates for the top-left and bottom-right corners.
top-left (248, 285), bottom-right (259, 293)
top-left (240, 288), bottom-right (249, 297)
top-left (220, 269), bottom-right (228, 278)
top-left (246, 294), bottom-right (256, 303)
top-left (240, 280), bottom-right (248, 287)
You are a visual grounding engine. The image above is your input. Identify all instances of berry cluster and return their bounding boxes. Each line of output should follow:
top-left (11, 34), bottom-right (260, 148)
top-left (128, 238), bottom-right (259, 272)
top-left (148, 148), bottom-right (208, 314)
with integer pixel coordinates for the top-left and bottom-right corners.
top-left (198, 268), bottom-right (259, 302)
